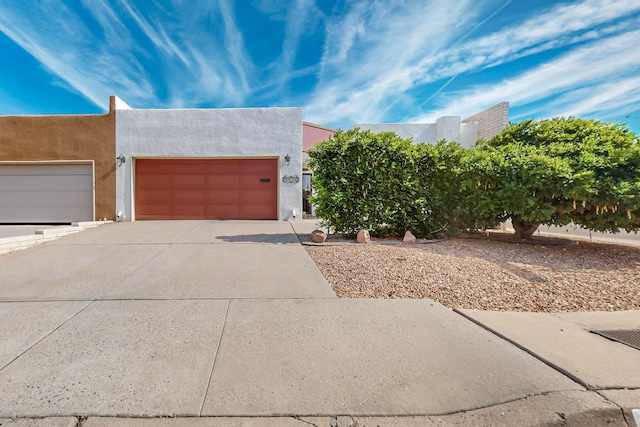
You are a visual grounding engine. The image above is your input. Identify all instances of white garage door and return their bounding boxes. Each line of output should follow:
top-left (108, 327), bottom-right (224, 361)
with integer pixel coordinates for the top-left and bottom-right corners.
top-left (0, 164), bottom-right (93, 223)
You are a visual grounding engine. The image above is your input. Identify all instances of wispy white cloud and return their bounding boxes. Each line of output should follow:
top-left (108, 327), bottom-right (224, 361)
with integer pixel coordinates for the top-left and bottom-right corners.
top-left (280, 0), bottom-right (318, 68)
top-left (556, 77), bottom-right (640, 119)
top-left (427, 0), bottom-right (640, 79)
top-left (217, 0), bottom-right (254, 96)
top-left (409, 30), bottom-right (640, 123)
top-left (304, 0), bottom-right (640, 127)
top-left (253, 0), bottom-right (323, 98)
top-left (0, 2), bottom-right (148, 107)
top-left (305, 0), bottom-right (478, 125)
top-left (115, 0), bottom-right (191, 66)
top-left (0, 0), bottom-right (255, 109)
top-left (1, 0), bottom-right (638, 130)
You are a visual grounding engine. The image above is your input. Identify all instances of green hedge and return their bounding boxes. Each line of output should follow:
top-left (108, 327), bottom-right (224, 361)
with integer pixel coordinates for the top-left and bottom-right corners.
top-left (308, 119), bottom-right (640, 240)
top-left (308, 129), bottom-right (462, 237)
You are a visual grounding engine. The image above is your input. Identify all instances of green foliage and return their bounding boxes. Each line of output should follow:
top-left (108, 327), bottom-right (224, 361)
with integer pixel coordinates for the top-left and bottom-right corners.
top-left (414, 141), bottom-right (471, 234)
top-left (308, 128), bottom-right (432, 237)
top-left (308, 118), bottom-right (640, 239)
top-left (462, 117), bottom-right (640, 235)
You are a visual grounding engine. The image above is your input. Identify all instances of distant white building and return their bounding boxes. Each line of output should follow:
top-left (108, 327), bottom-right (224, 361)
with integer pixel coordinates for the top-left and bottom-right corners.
top-left (353, 102), bottom-right (509, 148)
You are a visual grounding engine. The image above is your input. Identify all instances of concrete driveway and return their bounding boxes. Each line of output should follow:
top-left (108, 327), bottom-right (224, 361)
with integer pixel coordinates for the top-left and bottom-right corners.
top-left (1, 221), bottom-right (627, 425)
top-left (0, 221), bottom-right (335, 300)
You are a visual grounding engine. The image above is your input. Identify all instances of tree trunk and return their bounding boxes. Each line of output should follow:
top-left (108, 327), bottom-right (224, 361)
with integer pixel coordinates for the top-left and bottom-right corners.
top-left (512, 217), bottom-right (539, 240)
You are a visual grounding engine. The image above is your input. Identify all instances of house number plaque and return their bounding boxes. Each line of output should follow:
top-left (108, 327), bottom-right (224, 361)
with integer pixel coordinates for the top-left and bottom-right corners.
top-left (282, 175), bottom-right (300, 184)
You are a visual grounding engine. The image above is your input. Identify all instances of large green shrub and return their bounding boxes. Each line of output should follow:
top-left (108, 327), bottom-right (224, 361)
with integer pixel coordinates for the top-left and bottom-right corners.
top-left (308, 128), bottom-right (433, 237)
top-left (308, 118), bottom-right (640, 240)
top-left (460, 118), bottom-right (640, 239)
top-left (414, 141), bottom-right (470, 235)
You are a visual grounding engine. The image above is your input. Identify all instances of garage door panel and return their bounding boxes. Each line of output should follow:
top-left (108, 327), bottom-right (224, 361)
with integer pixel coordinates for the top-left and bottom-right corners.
top-left (0, 164), bottom-right (92, 177)
top-left (209, 161), bottom-right (242, 174)
top-left (173, 205), bottom-right (206, 217)
top-left (208, 190), bottom-right (240, 203)
top-left (53, 175), bottom-right (94, 191)
top-left (172, 161), bottom-right (210, 174)
top-left (206, 205), bottom-right (241, 218)
top-left (137, 204), bottom-right (172, 216)
top-left (0, 164), bottom-right (93, 223)
top-left (243, 190), bottom-right (275, 204)
top-left (136, 190), bottom-right (172, 203)
top-left (135, 159), bottom-right (277, 220)
top-left (1, 191), bottom-right (49, 206)
top-left (4, 190), bottom-right (93, 207)
top-left (241, 160), bottom-right (275, 173)
top-left (206, 175), bottom-right (241, 187)
top-left (135, 159), bottom-right (198, 174)
top-left (172, 175), bottom-right (206, 188)
top-left (135, 160), bottom-right (159, 174)
top-left (136, 174), bottom-right (172, 188)
top-left (0, 177), bottom-right (49, 191)
top-left (56, 205), bottom-right (93, 219)
top-left (0, 206), bottom-right (89, 223)
top-left (0, 175), bottom-right (93, 192)
top-left (174, 190), bottom-right (206, 203)
top-left (241, 205), bottom-right (276, 219)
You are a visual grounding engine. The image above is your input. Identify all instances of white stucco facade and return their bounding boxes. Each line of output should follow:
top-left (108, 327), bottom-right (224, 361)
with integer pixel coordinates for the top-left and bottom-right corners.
top-left (353, 103), bottom-right (509, 148)
top-left (115, 102), bottom-right (302, 221)
top-left (354, 123), bottom-right (437, 144)
top-left (353, 116), bottom-right (478, 148)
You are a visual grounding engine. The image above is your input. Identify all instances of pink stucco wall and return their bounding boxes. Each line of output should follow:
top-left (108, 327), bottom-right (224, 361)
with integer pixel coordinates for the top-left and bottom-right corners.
top-left (303, 122), bottom-right (336, 152)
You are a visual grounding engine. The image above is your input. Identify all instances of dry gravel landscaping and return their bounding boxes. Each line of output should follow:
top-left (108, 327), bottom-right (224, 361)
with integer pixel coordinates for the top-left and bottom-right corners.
top-left (304, 235), bottom-right (640, 312)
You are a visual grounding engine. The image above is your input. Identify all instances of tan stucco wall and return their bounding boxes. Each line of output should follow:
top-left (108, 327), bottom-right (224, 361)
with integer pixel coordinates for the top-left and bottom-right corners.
top-left (0, 108), bottom-right (116, 220)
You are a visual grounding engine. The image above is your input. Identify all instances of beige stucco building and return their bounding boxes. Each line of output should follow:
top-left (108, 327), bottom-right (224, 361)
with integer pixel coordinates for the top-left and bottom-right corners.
top-left (0, 98), bottom-right (116, 222)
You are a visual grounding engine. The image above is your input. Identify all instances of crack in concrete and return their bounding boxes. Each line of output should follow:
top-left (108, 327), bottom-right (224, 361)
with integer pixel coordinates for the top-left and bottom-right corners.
top-left (294, 416), bottom-right (321, 426)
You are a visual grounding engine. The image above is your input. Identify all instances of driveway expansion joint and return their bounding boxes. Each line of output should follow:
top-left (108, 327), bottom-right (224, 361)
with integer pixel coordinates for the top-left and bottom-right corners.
top-left (199, 299), bottom-right (231, 416)
top-left (0, 300), bottom-right (94, 372)
top-left (453, 308), bottom-right (592, 391)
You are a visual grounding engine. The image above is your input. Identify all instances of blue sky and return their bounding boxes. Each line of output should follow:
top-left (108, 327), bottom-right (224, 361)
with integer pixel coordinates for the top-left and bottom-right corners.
top-left (1, 0), bottom-right (639, 133)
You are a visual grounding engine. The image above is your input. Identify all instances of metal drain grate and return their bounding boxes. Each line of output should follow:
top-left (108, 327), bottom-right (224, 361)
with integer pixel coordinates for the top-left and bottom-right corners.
top-left (591, 329), bottom-right (640, 351)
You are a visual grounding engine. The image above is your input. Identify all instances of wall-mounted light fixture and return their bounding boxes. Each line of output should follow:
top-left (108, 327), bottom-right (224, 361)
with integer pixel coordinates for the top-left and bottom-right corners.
top-left (284, 153), bottom-right (291, 166)
top-left (116, 154), bottom-right (126, 167)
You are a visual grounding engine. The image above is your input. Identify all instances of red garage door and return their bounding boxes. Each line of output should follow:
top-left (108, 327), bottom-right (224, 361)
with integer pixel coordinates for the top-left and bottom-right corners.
top-left (135, 159), bottom-right (277, 220)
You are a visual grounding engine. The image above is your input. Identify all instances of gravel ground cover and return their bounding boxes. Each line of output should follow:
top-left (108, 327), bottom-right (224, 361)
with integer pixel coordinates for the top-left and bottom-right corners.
top-left (304, 236), bottom-right (640, 312)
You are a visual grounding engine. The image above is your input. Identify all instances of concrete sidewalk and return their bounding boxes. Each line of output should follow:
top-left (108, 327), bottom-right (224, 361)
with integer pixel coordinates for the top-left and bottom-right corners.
top-left (0, 299), bottom-right (614, 423)
top-left (459, 309), bottom-right (640, 424)
top-left (2, 300), bottom-right (637, 425)
top-left (0, 220), bottom-right (638, 426)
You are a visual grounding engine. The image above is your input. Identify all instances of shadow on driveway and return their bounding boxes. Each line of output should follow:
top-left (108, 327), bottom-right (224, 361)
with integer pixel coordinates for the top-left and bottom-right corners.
top-left (215, 233), bottom-right (301, 244)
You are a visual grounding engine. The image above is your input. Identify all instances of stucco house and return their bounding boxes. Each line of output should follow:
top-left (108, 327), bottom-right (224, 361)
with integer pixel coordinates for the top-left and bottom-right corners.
top-left (0, 96), bottom-right (303, 223)
top-left (353, 102), bottom-right (509, 147)
top-left (0, 98), bottom-right (116, 223)
top-left (114, 97), bottom-right (302, 222)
